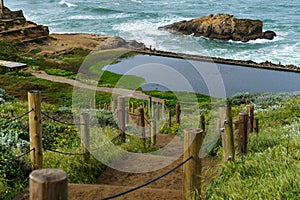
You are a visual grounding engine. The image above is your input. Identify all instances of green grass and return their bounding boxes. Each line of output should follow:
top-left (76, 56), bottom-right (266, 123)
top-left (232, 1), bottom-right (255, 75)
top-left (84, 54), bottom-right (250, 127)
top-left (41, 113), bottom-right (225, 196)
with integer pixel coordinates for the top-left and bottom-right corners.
top-left (203, 94), bottom-right (300, 199)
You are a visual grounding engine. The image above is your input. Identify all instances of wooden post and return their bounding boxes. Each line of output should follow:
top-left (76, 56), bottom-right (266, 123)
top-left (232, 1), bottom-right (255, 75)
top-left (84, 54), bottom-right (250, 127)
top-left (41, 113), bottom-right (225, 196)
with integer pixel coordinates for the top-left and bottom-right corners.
top-left (162, 100), bottom-right (166, 119)
top-left (117, 96), bottom-right (126, 143)
top-left (155, 104), bottom-right (160, 121)
top-left (246, 105), bottom-right (254, 133)
top-left (89, 99), bottom-right (93, 109)
top-left (200, 115), bottom-right (205, 132)
top-left (28, 90), bottom-right (43, 170)
top-left (125, 107), bottom-right (129, 125)
top-left (131, 102), bottom-right (134, 112)
top-left (219, 105), bottom-right (235, 162)
top-left (138, 107), bottom-right (146, 146)
top-left (150, 119), bottom-right (156, 145)
top-left (183, 128), bottom-right (203, 200)
top-left (0, 0), bottom-right (3, 18)
top-left (176, 104), bottom-right (181, 124)
top-left (253, 118), bottom-right (259, 134)
top-left (80, 113), bottom-right (90, 162)
top-left (111, 98), bottom-right (117, 112)
top-left (148, 96), bottom-right (152, 116)
top-left (30, 169), bottom-right (67, 200)
top-left (168, 108), bottom-right (172, 129)
top-left (238, 112), bottom-right (248, 154)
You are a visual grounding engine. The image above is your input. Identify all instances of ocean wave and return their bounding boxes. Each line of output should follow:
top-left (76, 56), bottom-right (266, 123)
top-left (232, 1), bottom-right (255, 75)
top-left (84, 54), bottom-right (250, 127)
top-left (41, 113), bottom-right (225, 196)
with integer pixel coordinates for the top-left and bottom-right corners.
top-left (59, 0), bottom-right (77, 8)
top-left (68, 13), bottom-right (135, 20)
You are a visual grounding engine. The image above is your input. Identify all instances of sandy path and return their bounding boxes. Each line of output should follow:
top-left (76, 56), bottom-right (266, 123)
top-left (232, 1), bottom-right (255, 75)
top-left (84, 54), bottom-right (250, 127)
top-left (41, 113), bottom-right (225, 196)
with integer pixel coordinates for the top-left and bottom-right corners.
top-left (30, 70), bottom-right (162, 102)
top-left (68, 133), bottom-right (219, 200)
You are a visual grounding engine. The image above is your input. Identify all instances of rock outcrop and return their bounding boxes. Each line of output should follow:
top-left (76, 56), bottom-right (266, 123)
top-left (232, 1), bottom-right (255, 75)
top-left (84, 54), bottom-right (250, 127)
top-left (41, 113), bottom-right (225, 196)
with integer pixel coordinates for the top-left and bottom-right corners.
top-left (159, 14), bottom-right (276, 42)
top-left (0, 7), bottom-right (49, 42)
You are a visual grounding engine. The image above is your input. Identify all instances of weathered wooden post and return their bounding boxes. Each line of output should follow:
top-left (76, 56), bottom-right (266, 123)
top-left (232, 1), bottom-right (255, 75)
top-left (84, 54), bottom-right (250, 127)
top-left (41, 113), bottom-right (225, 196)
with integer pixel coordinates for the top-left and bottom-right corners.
top-left (150, 119), bottom-right (157, 145)
top-left (111, 97), bottom-right (117, 112)
top-left (28, 90), bottom-right (43, 170)
top-left (219, 105), bottom-right (235, 162)
top-left (80, 113), bottom-right (90, 162)
top-left (98, 101), bottom-right (102, 110)
top-left (117, 96), bottom-right (126, 143)
top-left (30, 169), bottom-right (67, 200)
top-left (131, 102), bottom-right (134, 112)
top-left (155, 104), bottom-right (160, 121)
top-left (176, 104), bottom-right (181, 124)
top-left (162, 99), bottom-right (166, 119)
top-left (89, 99), bottom-right (93, 109)
top-left (148, 96), bottom-right (152, 116)
top-left (200, 115), bottom-right (205, 132)
top-left (253, 118), bottom-right (259, 134)
top-left (168, 108), bottom-right (172, 129)
top-left (0, 0), bottom-right (3, 18)
top-left (246, 105), bottom-right (254, 133)
top-left (238, 112), bottom-right (248, 154)
top-left (138, 107), bottom-right (146, 146)
top-left (183, 128), bottom-right (203, 200)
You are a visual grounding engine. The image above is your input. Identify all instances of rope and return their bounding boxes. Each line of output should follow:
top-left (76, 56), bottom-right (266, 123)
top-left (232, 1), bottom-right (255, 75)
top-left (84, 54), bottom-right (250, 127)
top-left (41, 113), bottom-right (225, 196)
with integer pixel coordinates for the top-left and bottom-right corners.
top-left (0, 109), bottom-right (34, 128)
top-left (0, 148), bottom-right (34, 165)
top-left (41, 111), bottom-right (77, 126)
top-left (15, 148), bottom-right (35, 160)
top-left (41, 111), bottom-right (93, 126)
top-left (144, 115), bottom-right (151, 125)
top-left (100, 156), bottom-right (193, 200)
top-left (46, 149), bottom-right (85, 156)
top-left (129, 112), bottom-right (140, 117)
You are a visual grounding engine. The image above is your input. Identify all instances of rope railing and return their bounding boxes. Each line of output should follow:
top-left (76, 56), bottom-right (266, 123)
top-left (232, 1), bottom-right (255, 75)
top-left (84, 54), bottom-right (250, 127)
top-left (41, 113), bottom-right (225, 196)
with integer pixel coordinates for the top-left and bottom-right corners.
top-left (100, 156), bottom-right (193, 200)
top-left (15, 148), bottom-right (35, 160)
top-left (0, 148), bottom-right (35, 165)
top-left (45, 148), bottom-right (86, 156)
top-left (41, 111), bottom-right (77, 126)
top-left (0, 108), bottom-right (34, 128)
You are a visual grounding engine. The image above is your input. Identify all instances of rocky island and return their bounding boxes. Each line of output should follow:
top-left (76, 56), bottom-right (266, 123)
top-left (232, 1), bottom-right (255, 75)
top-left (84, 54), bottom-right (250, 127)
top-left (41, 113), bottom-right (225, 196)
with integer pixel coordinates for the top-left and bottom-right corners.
top-left (159, 14), bottom-right (276, 42)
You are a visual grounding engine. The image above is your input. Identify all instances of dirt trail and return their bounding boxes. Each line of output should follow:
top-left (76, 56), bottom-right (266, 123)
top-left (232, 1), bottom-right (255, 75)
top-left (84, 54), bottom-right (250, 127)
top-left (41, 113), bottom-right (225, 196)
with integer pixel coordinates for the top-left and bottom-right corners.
top-left (68, 133), bottom-right (219, 200)
top-left (24, 70), bottom-right (219, 200)
top-left (30, 70), bottom-right (162, 102)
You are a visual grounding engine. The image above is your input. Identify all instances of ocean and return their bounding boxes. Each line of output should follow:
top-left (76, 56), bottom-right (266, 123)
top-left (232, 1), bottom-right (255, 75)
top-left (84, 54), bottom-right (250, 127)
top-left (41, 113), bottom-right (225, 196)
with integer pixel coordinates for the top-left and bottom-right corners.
top-left (6, 0), bottom-right (300, 67)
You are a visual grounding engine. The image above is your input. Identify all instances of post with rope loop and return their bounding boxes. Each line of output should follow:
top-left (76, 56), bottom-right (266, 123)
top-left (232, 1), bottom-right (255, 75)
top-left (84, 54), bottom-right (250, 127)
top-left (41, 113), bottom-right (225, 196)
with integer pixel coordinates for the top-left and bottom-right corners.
top-left (138, 107), bottom-right (146, 146)
top-left (238, 112), bottom-right (248, 154)
top-left (183, 128), bottom-right (203, 200)
top-left (219, 105), bottom-right (235, 162)
top-left (80, 113), bottom-right (90, 162)
top-left (28, 90), bottom-right (43, 170)
top-left (117, 96), bottom-right (126, 143)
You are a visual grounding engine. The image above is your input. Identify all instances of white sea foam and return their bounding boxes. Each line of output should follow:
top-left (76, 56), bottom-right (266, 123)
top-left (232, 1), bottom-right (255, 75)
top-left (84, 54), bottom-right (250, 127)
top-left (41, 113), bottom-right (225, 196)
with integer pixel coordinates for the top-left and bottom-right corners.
top-left (68, 13), bottom-right (134, 20)
top-left (130, 0), bottom-right (142, 3)
top-left (59, 0), bottom-right (77, 8)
